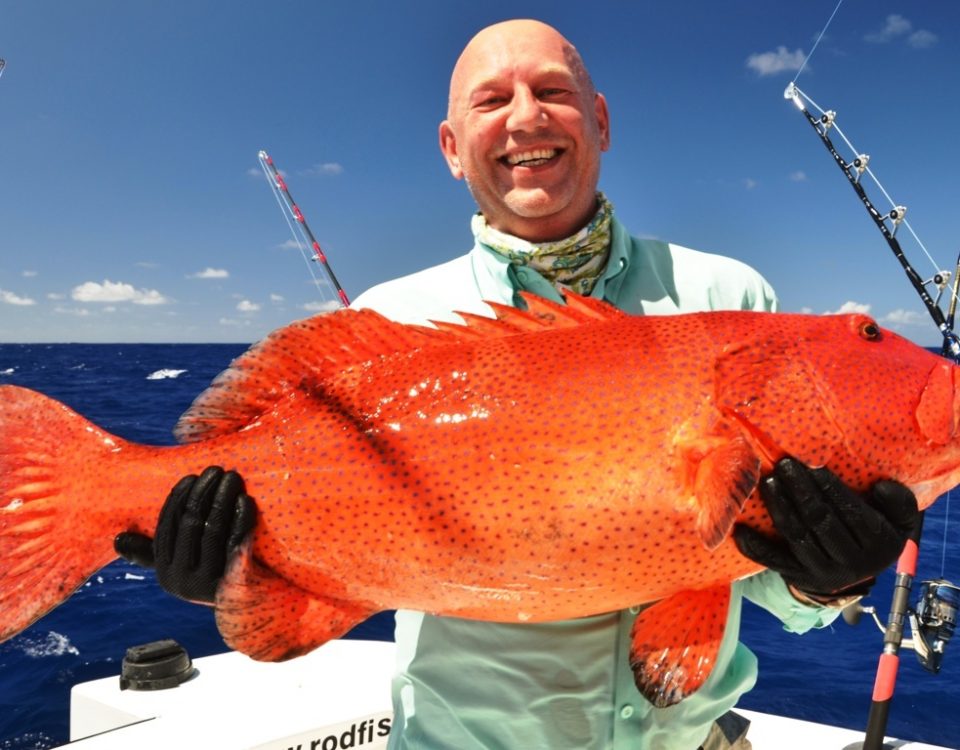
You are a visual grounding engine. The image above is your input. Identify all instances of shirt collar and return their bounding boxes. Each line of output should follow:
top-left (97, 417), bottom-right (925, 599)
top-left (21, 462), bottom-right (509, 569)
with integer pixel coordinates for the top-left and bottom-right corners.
top-left (469, 212), bottom-right (632, 307)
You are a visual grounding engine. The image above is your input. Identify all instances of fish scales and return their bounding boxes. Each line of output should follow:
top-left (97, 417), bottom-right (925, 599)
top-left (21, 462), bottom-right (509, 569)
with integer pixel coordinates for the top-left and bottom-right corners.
top-left (3, 293), bottom-right (960, 707)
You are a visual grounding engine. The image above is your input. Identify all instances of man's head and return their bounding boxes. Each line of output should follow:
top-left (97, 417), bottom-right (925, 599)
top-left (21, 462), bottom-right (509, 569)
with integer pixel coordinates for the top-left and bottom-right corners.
top-left (439, 20), bottom-right (610, 242)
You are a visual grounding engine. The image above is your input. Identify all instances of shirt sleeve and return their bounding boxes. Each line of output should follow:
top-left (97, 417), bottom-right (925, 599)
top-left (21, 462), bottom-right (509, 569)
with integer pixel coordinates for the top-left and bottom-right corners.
top-left (740, 570), bottom-right (843, 634)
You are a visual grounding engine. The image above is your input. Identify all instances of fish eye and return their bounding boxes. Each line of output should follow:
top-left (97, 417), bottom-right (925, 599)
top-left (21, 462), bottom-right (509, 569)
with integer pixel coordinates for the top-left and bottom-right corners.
top-left (859, 321), bottom-right (880, 340)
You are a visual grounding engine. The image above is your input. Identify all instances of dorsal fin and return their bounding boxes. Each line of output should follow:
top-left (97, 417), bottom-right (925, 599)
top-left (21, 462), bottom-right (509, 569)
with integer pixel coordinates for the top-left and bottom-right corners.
top-left (518, 290), bottom-right (626, 325)
top-left (174, 292), bottom-right (624, 443)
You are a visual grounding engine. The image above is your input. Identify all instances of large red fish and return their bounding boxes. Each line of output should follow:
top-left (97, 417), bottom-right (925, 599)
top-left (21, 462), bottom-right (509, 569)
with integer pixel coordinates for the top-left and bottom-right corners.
top-left (1, 294), bottom-right (958, 707)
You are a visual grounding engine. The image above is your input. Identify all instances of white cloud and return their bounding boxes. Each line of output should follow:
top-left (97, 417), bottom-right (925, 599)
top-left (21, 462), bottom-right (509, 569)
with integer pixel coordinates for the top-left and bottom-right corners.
top-left (743, 178), bottom-right (758, 190)
top-left (865, 14), bottom-right (912, 43)
top-left (72, 280), bottom-right (169, 305)
top-left (746, 46), bottom-right (805, 76)
top-left (302, 299), bottom-right (342, 313)
top-left (882, 309), bottom-right (927, 327)
top-left (302, 162), bottom-right (344, 177)
top-left (799, 306), bottom-right (814, 315)
top-left (908, 30), bottom-right (938, 49)
top-left (219, 317), bottom-right (252, 327)
top-left (236, 299), bottom-right (261, 312)
top-left (47, 292), bottom-right (65, 300)
top-left (270, 293), bottom-right (285, 303)
top-left (189, 267), bottom-right (229, 279)
top-left (0, 289), bottom-right (36, 306)
top-left (277, 239), bottom-right (301, 250)
top-left (22, 270), bottom-right (37, 278)
top-left (824, 300), bottom-right (871, 315)
top-left (789, 171), bottom-right (807, 182)
top-left (134, 289), bottom-right (168, 305)
top-left (54, 306), bottom-right (91, 317)
top-left (865, 15), bottom-right (937, 48)
top-left (248, 166), bottom-right (286, 178)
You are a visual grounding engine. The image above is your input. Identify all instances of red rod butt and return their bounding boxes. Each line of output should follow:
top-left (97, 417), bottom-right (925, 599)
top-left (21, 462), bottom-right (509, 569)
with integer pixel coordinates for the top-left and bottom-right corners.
top-left (871, 653), bottom-right (900, 702)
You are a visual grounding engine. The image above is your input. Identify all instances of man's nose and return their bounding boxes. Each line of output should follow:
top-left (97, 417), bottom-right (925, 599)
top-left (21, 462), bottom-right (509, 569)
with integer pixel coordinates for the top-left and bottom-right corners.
top-left (506, 86), bottom-right (547, 132)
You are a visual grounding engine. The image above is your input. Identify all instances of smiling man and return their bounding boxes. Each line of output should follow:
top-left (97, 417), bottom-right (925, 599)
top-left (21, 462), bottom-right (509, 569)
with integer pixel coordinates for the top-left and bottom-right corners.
top-left (118, 18), bottom-right (918, 750)
top-left (333, 20), bottom-right (913, 750)
top-left (438, 21), bottom-right (609, 242)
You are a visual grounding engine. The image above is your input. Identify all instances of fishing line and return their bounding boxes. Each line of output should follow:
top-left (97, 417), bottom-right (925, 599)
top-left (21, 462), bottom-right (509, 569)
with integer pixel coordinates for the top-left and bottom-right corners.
top-left (259, 158), bottom-right (332, 297)
top-left (791, 0), bottom-right (844, 84)
top-left (257, 151), bottom-right (348, 308)
top-left (788, 86), bottom-right (950, 282)
top-left (258, 156), bottom-right (330, 295)
top-left (788, 0), bottom-right (960, 354)
top-left (941, 490), bottom-right (951, 579)
top-left (784, 81), bottom-right (960, 358)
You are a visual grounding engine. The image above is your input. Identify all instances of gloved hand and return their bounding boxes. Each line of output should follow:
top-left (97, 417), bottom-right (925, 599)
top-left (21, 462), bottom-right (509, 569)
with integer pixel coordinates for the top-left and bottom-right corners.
top-left (733, 457), bottom-right (919, 603)
top-left (114, 466), bottom-right (257, 604)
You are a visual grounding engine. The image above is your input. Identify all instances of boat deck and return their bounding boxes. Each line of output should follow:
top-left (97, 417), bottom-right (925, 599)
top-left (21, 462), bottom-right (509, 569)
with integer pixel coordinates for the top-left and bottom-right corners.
top-left (61, 640), bottom-right (955, 750)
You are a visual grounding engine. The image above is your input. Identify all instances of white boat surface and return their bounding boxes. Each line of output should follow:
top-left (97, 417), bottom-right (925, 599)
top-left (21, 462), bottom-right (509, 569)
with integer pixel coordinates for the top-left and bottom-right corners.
top-left (57, 639), bottom-right (956, 750)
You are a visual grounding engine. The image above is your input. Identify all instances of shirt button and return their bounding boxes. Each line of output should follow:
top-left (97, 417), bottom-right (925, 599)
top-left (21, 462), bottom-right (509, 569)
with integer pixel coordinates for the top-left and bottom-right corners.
top-left (620, 705), bottom-right (635, 719)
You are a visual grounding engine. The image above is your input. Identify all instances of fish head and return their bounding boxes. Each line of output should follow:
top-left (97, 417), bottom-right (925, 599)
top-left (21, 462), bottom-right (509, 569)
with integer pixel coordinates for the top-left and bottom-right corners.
top-left (713, 312), bottom-right (960, 509)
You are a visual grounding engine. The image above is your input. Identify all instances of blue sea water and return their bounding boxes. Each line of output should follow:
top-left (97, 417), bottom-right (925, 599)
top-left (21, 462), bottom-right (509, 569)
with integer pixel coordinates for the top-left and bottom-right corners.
top-left (0, 343), bottom-right (958, 749)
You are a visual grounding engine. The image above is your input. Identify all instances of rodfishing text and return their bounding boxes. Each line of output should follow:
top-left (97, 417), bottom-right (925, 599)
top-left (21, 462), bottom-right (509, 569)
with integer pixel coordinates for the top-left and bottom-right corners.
top-left (282, 716), bottom-right (391, 750)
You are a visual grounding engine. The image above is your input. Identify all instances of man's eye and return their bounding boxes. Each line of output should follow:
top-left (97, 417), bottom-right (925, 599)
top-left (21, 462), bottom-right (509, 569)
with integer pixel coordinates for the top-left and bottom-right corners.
top-left (539, 88), bottom-right (568, 99)
top-left (475, 94), bottom-right (508, 108)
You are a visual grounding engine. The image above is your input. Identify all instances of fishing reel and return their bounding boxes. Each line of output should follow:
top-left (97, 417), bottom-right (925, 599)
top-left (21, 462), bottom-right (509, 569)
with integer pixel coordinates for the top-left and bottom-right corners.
top-left (843, 579), bottom-right (958, 674)
top-left (908, 579), bottom-right (958, 673)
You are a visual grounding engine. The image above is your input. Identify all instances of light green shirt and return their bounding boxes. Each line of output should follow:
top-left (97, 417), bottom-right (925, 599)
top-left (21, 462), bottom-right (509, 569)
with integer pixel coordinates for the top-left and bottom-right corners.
top-left (352, 216), bottom-right (841, 750)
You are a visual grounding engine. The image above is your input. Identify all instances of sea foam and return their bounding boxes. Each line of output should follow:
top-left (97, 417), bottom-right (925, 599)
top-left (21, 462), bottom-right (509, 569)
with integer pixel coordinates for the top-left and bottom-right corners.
top-left (18, 632), bottom-right (80, 659)
top-left (146, 369), bottom-right (187, 380)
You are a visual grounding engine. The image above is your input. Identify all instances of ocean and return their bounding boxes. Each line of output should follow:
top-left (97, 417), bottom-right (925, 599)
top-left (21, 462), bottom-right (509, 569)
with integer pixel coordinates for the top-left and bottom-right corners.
top-left (0, 343), bottom-right (957, 749)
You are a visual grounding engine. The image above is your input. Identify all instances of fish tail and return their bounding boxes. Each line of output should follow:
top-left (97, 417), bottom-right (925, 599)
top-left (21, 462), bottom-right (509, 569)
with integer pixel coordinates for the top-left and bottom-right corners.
top-left (0, 385), bottom-right (129, 642)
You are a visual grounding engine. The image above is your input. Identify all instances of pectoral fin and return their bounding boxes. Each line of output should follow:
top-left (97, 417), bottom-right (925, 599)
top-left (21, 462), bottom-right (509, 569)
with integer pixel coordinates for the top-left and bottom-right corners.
top-left (215, 541), bottom-right (373, 661)
top-left (691, 435), bottom-right (760, 550)
top-left (629, 585), bottom-right (731, 707)
top-left (675, 418), bottom-right (760, 550)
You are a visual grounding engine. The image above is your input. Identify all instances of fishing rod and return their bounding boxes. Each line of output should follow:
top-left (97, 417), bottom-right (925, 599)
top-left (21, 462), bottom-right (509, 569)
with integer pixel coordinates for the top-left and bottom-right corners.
top-left (258, 149), bottom-right (350, 308)
top-left (787, 83), bottom-right (960, 738)
top-left (786, 79), bottom-right (959, 750)
top-left (784, 6), bottom-right (957, 749)
top-left (784, 83), bottom-right (960, 362)
top-left (842, 567), bottom-right (958, 750)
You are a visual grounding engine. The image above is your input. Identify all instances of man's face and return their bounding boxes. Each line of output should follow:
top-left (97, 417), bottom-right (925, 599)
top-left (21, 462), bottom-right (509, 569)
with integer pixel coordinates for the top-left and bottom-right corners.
top-left (440, 23), bottom-right (610, 242)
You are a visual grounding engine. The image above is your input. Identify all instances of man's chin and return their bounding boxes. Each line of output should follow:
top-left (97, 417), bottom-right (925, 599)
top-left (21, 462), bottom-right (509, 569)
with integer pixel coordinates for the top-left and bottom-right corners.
top-left (503, 189), bottom-right (569, 220)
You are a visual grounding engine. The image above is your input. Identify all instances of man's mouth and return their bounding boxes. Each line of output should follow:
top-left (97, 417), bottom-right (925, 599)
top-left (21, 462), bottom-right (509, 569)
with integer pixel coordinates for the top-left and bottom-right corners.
top-left (501, 148), bottom-right (561, 168)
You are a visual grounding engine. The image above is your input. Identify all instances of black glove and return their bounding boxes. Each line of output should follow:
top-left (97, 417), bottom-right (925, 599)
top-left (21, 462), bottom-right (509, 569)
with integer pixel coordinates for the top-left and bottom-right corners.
top-left (733, 457), bottom-right (919, 600)
top-left (114, 466), bottom-right (257, 604)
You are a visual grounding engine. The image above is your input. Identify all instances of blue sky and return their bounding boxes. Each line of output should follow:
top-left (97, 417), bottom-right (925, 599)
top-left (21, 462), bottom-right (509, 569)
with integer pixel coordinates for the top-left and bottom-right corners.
top-left (1, 1), bottom-right (958, 344)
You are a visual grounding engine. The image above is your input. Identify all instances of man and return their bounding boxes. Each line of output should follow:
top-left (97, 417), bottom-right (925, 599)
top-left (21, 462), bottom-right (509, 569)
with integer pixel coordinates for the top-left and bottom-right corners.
top-left (116, 19), bottom-right (918, 750)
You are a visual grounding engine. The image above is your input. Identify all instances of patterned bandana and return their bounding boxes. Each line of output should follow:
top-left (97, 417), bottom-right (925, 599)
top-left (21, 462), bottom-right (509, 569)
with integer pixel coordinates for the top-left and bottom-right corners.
top-left (472, 194), bottom-right (613, 296)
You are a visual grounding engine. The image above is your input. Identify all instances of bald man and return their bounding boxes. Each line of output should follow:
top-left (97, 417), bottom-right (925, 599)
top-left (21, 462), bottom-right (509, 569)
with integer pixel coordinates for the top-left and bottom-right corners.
top-left (118, 19), bottom-right (918, 750)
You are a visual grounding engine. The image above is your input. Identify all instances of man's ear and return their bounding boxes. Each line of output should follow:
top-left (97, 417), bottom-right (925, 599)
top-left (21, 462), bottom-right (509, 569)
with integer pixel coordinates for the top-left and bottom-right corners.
top-left (595, 93), bottom-right (611, 152)
top-left (439, 120), bottom-right (464, 180)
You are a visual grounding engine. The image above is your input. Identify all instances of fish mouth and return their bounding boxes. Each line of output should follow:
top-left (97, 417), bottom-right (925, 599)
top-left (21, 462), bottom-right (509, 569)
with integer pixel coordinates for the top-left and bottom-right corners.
top-left (499, 148), bottom-right (564, 168)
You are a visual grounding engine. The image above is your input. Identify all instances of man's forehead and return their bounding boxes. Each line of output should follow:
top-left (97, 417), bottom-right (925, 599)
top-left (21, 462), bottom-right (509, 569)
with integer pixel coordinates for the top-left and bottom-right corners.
top-left (449, 25), bottom-right (587, 107)
top-left (465, 63), bottom-right (577, 93)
